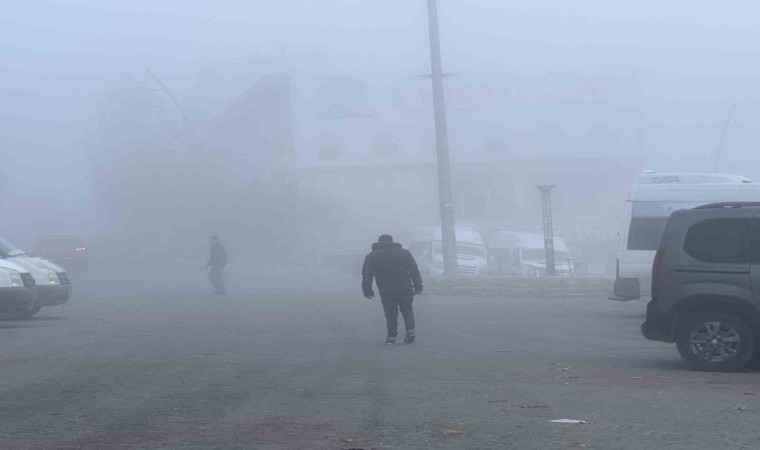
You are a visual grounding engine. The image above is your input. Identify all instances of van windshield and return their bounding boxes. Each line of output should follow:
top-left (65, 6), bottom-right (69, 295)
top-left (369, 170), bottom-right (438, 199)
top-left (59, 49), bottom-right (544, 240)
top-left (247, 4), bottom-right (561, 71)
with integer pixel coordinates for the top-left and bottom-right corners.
top-left (457, 244), bottom-right (486, 259)
top-left (522, 249), bottom-right (571, 261)
top-left (627, 201), bottom-right (704, 250)
top-left (433, 243), bottom-right (486, 259)
top-left (0, 237), bottom-right (26, 257)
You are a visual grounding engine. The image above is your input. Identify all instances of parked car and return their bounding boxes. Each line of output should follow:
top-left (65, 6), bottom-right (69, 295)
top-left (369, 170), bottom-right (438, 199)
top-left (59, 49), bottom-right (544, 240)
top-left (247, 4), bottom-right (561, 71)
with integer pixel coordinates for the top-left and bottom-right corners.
top-left (488, 231), bottom-right (575, 277)
top-left (0, 236), bottom-right (71, 316)
top-left (642, 201), bottom-right (760, 371)
top-left (32, 236), bottom-right (88, 263)
top-left (0, 258), bottom-right (37, 319)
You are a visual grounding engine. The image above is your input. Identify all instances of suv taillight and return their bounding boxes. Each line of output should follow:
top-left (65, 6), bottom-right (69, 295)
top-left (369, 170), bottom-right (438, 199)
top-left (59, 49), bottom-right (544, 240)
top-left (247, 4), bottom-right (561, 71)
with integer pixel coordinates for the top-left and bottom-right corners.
top-left (651, 247), bottom-right (665, 298)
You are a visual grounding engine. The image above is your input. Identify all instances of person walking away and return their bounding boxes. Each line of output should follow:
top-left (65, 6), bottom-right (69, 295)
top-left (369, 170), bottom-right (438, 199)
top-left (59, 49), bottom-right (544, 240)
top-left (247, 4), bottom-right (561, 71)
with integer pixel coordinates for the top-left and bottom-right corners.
top-left (362, 235), bottom-right (423, 345)
top-left (206, 235), bottom-right (227, 295)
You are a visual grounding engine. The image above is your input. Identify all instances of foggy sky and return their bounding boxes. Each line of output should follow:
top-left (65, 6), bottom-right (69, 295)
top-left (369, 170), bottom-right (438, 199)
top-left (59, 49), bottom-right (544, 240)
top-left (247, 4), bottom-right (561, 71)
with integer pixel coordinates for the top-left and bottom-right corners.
top-left (3, 0), bottom-right (760, 243)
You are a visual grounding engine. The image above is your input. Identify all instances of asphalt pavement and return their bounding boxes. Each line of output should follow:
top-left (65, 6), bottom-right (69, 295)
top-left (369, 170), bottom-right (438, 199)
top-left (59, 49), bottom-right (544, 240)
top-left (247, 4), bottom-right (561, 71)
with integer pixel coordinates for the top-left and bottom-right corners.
top-left (1, 263), bottom-right (760, 449)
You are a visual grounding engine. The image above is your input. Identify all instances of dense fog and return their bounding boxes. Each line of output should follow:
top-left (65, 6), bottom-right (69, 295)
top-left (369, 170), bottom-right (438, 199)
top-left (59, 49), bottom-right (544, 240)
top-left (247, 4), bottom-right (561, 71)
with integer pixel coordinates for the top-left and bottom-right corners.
top-left (4, 5), bottom-right (760, 448)
top-left (3, 0), bottom-right (760, 270)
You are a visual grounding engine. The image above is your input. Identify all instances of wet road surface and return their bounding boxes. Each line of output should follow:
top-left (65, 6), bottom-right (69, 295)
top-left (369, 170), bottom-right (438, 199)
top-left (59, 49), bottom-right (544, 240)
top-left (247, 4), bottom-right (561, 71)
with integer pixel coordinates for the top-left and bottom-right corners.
top-left (1, 264), bottom-right (759, 449)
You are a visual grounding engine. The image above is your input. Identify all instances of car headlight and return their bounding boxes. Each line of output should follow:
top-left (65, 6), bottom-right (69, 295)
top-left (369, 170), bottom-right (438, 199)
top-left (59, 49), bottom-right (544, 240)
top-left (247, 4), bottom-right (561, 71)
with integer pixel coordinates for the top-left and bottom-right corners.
top-left (46, 270), bottom-right (60, 285)
top-left (6, 270), bottom-right (23, 287)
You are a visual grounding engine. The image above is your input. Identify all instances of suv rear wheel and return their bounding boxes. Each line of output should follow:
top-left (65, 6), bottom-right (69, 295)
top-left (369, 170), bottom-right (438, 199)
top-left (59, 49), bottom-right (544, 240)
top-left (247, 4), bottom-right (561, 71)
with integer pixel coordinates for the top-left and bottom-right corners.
top-left (676, 312), bottom-right (754, 372)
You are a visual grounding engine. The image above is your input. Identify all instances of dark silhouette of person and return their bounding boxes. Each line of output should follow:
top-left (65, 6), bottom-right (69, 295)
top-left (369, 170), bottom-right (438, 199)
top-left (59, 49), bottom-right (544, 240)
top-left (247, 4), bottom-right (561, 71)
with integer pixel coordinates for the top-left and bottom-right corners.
top-left (362, 235), bottom-right (423, 345)
top-left (206, 235), bottom-right (227, 295)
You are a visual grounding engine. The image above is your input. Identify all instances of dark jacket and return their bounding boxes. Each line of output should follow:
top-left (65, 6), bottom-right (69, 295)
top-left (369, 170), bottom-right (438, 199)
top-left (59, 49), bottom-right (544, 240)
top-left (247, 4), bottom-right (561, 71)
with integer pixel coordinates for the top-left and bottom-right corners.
top-left (209, 242), bottom-right (227, 267)
top-left (362, 242), bottom-right (423, 296)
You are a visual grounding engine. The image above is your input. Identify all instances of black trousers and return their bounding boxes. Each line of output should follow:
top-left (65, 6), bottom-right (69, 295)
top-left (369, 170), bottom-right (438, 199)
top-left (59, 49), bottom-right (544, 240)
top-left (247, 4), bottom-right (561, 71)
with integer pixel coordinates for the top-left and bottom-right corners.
top-left (380, 291), bottom-right (415, 337)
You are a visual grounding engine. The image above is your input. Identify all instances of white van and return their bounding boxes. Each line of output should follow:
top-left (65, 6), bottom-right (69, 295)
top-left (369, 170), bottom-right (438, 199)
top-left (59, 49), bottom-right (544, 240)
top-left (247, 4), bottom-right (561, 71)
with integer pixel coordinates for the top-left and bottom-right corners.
top-left (613, 171), bottom-right (760, 300)
top-left (408, 226), bottom-right (489, 276)
top-left (0, 258), bottom-right (38, 318)
top-left (0, 236), bottom-right (71, 315)
top-left (488, 231), bottom-right (575, 277)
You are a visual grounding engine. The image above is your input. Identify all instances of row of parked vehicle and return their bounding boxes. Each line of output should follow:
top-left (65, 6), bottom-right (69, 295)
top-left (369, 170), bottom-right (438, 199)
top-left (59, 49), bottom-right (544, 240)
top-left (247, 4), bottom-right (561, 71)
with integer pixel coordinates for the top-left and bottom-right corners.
top-left (407, 226), bottom-right (576, 277)
top-left (319, 227), bottom-right (576, 278)
top-left (0, 236), bottom-right (72, 319)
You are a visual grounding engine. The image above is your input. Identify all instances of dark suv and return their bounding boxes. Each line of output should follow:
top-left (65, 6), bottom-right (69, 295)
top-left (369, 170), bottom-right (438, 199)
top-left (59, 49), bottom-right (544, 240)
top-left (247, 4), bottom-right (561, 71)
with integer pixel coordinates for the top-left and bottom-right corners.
top-left (642, 202), bottom-right (760, 371)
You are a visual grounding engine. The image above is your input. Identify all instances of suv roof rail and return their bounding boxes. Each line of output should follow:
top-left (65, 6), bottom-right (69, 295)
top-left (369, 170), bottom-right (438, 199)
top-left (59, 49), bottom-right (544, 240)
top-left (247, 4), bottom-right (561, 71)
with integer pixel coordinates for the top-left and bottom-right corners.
top-left (693, 202), bottom-right (760, 210)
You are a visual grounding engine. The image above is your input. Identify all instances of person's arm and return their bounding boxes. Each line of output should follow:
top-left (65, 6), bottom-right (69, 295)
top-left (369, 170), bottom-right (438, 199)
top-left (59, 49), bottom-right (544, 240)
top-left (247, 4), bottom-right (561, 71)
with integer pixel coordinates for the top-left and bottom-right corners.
top-left (361, 254), bottom-right (375, 298)
top-left (407, 251), bottom-right (423, 294)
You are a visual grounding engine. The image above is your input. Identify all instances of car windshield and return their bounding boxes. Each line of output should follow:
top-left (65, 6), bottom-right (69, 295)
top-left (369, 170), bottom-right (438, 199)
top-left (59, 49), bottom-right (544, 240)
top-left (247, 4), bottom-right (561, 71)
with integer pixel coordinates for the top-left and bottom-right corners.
top-left (0, 236), bottom-right (26, 257)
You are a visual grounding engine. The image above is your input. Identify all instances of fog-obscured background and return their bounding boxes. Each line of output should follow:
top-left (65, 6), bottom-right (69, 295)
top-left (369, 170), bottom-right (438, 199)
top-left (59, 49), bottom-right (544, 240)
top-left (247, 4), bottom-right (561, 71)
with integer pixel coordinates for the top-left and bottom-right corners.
top-left (3, 0), bottom-right (760, 268)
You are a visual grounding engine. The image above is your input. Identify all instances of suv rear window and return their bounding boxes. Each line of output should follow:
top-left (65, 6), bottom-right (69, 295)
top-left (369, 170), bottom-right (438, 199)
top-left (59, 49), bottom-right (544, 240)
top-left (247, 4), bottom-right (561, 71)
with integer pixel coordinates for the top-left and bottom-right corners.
top-left (683, 218), bottom-right (750, 263)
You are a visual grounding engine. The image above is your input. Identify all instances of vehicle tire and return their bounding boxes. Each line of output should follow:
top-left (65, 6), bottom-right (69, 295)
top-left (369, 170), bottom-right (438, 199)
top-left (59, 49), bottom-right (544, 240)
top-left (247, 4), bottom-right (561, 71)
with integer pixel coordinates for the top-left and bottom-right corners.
top-left (676, 312), bottom-right (755, 372)
top-left (20, 304), bottom-right (42, 318)
top-left (0, 304), bottom-right (41, 321)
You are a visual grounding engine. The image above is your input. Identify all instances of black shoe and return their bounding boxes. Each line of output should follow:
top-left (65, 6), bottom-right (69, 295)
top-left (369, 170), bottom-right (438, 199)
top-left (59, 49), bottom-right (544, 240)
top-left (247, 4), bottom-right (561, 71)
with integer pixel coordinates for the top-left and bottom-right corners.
top-left (385, 336), bottom-right (396, 345)
top-left (404, 330), bottom-right (416, 344)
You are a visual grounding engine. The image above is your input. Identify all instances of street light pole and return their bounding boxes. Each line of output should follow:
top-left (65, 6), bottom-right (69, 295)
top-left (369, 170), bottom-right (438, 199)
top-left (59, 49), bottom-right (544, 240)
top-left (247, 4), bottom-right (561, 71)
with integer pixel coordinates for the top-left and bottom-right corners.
top-left (536, 185), bottom-right (556, 276)
top-left (427, 0), bottom-right (457, 276)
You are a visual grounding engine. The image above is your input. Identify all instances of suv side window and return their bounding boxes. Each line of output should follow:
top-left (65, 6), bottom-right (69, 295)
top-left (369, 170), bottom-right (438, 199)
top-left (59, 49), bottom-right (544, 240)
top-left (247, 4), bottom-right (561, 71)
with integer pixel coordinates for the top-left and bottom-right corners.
top-left (683, 218), bottom-right (750, 264)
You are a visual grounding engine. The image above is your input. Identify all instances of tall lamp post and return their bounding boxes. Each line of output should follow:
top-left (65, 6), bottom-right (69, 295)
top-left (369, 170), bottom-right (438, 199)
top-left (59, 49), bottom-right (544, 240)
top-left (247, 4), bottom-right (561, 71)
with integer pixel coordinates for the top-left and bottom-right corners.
top-left (427, 0), bottom-right (457, 275)
top-left (536, 185), bottom-right (556, 276)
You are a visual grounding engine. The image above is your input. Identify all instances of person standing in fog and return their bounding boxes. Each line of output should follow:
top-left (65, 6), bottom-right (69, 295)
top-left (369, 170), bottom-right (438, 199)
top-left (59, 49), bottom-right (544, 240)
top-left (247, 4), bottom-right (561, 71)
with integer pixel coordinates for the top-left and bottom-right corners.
top-left (206, 235), bottom-right (227, 295)
top-left (362, 235), bottom-right (423, 345)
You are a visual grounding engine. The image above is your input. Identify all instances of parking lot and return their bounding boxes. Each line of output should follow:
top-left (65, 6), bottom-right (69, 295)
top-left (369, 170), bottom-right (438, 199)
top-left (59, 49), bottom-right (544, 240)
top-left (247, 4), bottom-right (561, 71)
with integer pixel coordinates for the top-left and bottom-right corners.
top-left (0, 265), bottom-right (759, 449)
